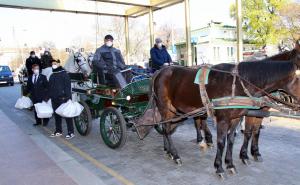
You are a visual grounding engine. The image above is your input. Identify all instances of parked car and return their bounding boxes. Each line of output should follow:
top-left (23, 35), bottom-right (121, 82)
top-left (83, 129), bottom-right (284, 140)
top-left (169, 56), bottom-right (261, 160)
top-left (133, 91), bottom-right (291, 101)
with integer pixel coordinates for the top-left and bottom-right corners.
top-left (0, 65), bottom-right (14, 86)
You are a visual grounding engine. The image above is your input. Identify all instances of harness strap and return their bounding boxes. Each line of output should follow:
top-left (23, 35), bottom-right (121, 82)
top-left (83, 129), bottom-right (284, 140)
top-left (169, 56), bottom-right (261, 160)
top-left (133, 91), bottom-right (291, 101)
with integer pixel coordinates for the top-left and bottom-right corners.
top-left (231, 64), bottom-right (239, 98)
top-left (198, 65), bottom-right (216, 125)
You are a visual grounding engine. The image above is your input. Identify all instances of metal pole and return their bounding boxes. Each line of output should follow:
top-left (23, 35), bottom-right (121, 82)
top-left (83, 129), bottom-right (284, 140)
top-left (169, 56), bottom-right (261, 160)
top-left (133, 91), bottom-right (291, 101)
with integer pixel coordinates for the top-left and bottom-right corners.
top-left (184, 0), bottom-right (192, 66)
top-left (149, 7), bottom-right (154, 48)
top-left (125, 16), bottom-right (130, 64)
top-left (236, 0), bottom-right (243, 62)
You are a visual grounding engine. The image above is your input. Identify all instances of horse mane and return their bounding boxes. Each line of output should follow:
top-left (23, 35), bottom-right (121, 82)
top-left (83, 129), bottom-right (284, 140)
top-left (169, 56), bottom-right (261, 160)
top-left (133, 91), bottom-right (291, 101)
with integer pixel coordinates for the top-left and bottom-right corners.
top-left (264, 49), bottom-right (297, 61)
top-left (238, 60), bottom-right (295, 87)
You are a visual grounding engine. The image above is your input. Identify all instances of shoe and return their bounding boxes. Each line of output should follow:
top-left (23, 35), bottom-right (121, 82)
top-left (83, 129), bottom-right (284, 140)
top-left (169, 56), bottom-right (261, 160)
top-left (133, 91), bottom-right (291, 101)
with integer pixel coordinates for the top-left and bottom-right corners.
top-left (33, 123), bottom-right (41, 126)
top-left (50, 132), bottom-right (62, 137)
top-left (65, 133), bottom-right (75, 140)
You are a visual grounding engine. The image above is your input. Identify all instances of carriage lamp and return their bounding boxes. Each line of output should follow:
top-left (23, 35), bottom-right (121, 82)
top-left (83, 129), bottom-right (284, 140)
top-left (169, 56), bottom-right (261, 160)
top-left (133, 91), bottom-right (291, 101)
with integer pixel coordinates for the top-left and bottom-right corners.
top-left (296, 70), bottom-right (300, 76)
top-left (87, 90), bottom-right (92, 95)
top-left (112, 89), bottom-right (117, 93)
top-left (112, 101), bottom-right (116, 105)
top-left (126, 96), bottom-right (131, 101)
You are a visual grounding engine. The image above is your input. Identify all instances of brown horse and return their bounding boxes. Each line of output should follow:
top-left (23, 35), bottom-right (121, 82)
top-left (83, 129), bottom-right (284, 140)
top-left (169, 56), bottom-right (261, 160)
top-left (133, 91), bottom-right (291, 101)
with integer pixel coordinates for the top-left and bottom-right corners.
top-left (153, 53), bottom-right (300, 177)
top-left (194, 41), bottom-right (300, 165)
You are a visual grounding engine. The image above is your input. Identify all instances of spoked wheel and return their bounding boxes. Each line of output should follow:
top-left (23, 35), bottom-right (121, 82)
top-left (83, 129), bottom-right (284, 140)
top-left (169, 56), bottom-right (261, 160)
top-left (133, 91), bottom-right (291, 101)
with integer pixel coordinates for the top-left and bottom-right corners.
top-left (154, 124), bottom-right (164, 135)
top-left (74, 100), bottom-right (92, 136)
top-left (100, 107), bottom-right (127, 149)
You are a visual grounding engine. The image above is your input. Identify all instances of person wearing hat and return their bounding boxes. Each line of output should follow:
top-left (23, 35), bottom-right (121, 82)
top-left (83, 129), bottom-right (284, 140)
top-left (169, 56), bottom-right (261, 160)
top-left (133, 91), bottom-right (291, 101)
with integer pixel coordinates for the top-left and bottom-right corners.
top-left (27, 64), bottom-right (49, 126)
top-left (92, 34), bottom-right (128, 88)
top-left (26, 51), bottom-right (41, 76)
top-left (48, 59), bottom-right (74, 139)
top-left (41, 49), bottom-right (53, 69)
top-left (150, 38), bottom-right (172, 71)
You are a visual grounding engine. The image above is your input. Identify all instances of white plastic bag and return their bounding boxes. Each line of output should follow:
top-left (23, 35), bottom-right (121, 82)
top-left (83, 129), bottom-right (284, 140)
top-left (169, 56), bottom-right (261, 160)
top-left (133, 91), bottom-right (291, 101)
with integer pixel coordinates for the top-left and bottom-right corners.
top-left (55, 100), bottom-right (84, 118)
top-left (15, 96), bottom-right (33, 109)
top-left (34, 100), bottom-right (53, 118)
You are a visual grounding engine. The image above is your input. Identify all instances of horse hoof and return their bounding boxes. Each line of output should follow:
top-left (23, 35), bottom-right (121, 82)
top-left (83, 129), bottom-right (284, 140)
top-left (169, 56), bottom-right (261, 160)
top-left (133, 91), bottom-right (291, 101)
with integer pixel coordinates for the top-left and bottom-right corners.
top-left (207, 143), bottom-right (214, 148)
top-left (242, 159), bottom-right (251, 166)
top-left (254, 156), bottom-right (263, 162)
top-left (198, 141), bottom-right (208, 150)
top-left (175, 158), bottom-right (182, 166)
top-left (227, 167), bottom-right (237, 175)
top-left (217, 172), bottom-right (226, 180)
top-left (166, 153), bottom-right (174, 160)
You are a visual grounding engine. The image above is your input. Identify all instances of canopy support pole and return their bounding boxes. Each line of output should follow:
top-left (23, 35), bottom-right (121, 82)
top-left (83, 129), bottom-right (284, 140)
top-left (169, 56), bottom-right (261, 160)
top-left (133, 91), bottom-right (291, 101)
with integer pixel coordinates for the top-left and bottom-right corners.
top-left (125, 16), bottom-right (130, 64)
top-left (236, 0), bottom-right (243, 62)
top-left (184, 0), bottom-right (192, 66)
top-left (149, 7), bottom-right (154, 48)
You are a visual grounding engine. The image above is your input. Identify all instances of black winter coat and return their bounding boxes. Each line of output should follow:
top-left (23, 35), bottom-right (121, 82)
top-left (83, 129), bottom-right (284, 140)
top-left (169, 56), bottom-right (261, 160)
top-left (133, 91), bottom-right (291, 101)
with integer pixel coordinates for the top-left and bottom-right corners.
top-left (27, 74), bottom-right (48, 104)
top-left (41, 55), bottom-right (53, 69)
top-left (48, 66), bottom-right (71, 103)
top-left (25, 57), bottom-right (41, 76)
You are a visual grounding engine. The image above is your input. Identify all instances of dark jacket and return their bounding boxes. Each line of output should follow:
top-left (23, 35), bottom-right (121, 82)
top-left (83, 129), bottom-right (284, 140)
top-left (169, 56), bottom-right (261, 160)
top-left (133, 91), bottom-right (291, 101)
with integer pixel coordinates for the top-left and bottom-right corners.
top-left (25, 56), bottom-right (41, 76)
top-left (41, 54), bottom-right (53, 69)
top-left (150, 45), bottom-right (172, 70)
top-left (27, 74), bottom-right (48, 104)
top-left (92, 45), bottom-right (126, 73)
top-left (48, 66), bottom-right (71, 103)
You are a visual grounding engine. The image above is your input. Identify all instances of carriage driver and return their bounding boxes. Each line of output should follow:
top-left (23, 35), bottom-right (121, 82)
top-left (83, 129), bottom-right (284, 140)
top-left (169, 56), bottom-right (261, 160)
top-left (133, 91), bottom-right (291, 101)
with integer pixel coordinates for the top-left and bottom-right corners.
top-left (92, 34), bottom-right (128, 88)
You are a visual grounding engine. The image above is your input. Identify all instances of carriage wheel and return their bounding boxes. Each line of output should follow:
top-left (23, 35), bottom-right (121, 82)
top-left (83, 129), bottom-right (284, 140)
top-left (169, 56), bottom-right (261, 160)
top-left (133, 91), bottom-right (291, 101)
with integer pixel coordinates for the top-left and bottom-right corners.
top-left (154, 124), bottom-right (164, 135)
top-left (100, 107), bottom-right (127, 149)
top-left (74, 100), bottom-right (92, 136)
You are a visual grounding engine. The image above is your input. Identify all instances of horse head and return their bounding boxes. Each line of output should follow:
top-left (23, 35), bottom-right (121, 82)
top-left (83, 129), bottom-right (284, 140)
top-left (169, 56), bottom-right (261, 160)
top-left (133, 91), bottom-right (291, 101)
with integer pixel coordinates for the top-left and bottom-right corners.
top-left (282, 40), bottom-right (300, 104)
top-left (64, 50), bottom-right (92, 77)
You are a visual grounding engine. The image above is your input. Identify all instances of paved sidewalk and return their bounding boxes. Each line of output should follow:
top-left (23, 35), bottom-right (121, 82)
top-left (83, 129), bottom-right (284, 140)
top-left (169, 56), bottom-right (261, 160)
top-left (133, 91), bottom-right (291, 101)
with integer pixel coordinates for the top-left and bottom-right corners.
top-left (0, 110), bottom-right (77, 185)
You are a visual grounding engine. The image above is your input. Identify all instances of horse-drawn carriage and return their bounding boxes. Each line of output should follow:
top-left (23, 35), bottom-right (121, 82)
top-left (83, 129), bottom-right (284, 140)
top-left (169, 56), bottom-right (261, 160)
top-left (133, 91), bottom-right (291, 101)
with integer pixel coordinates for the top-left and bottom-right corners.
top-left (72, 76), bottom-right (158, 148)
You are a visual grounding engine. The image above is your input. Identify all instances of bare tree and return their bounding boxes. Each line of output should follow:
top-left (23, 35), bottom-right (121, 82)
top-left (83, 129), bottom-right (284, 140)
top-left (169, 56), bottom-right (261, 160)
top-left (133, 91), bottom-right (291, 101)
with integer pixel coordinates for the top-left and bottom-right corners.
top-left (278, 2), bottom-right (300, 46)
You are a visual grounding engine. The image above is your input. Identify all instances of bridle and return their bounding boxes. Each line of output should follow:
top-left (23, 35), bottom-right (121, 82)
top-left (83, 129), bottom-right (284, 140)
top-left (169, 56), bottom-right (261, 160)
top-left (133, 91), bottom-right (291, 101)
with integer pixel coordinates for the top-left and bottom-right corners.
top-left (73, 52), bottom-right (88, 72)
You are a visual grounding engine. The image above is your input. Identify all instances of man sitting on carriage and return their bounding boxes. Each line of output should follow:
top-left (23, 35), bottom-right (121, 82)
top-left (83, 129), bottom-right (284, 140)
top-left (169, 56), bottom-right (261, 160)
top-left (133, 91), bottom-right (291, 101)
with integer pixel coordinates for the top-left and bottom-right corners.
top-left (92, 35), bottom-right (128, 88)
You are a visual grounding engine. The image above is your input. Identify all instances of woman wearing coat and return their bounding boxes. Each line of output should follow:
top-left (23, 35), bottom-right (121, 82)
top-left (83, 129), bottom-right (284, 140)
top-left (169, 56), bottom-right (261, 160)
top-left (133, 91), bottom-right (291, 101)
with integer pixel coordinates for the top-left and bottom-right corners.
top-left (48, 59), bottom-right (74, 139)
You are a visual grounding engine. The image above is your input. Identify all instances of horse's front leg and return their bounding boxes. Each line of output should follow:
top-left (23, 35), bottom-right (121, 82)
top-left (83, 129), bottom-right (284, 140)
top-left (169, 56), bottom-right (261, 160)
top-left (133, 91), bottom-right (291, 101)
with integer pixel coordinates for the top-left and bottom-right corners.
top-left (251, 126), bottom-right (263, 162)
top-left (194, 118), bottom-right (206, 149)
top-left (240, 116), bottom-right (256, 165)
top-left (164, 123), bottom-right (181, 165)
top-left (214, 119), bottom-right (228, 178)
top-left (202, 119), bottom-right (214, 147)
top-left (225, 118), bottom-right (240, 174)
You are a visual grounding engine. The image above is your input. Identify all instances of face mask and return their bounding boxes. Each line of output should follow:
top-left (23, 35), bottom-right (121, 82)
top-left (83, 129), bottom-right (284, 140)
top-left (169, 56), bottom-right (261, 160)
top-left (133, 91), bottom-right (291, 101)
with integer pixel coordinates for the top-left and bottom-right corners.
top-left (52, 65), bottom-right (58, 69)
top-left (31, 54), bottom-right (35, 58)
top-left (45, 52), bottom-right (49, 56)
top-left (106, 41), bottom-right (113, 47)
top-left (33, 69), bottom-right (39, 75)
top-left (157, 43), bottom-right (163, 48)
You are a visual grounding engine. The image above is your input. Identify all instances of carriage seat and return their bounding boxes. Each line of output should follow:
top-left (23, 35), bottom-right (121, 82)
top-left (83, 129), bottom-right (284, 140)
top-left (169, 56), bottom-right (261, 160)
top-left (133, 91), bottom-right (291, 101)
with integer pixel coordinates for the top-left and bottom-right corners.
top-left (93, 70), bottom-right (118, 88)
top-left (68, 73), bottom-right (88, 82)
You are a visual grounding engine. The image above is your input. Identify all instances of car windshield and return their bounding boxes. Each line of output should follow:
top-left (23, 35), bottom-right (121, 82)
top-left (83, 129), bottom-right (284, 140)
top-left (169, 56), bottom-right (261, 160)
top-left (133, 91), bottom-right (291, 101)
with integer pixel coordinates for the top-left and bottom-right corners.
top-left (0, 66), bottom-right (11, 72)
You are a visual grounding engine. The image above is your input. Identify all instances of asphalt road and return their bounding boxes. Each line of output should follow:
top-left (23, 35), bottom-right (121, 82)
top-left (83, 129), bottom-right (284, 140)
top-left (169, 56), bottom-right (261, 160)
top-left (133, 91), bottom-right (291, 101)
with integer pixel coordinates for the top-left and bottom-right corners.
top-left (1, 84), bottom-right (300, 185)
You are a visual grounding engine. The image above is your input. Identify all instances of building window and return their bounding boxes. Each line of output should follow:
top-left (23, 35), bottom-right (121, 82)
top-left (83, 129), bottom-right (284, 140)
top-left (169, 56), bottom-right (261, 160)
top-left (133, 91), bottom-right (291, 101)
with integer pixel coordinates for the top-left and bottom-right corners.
top-left (227, 47), bottom-right (234, 58)
top-left (214, 47), bottom-right (220, 60)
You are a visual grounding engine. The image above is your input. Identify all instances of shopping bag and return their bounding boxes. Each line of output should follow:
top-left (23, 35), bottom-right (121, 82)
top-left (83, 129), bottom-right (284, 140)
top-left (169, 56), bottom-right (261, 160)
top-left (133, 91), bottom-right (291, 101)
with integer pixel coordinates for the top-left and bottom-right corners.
top-left (55, 100), bottom-right (84, 118)
top-left (34, 100), bottom-right (53, 118)
top-left (15, 96), bottom-right (33, 109)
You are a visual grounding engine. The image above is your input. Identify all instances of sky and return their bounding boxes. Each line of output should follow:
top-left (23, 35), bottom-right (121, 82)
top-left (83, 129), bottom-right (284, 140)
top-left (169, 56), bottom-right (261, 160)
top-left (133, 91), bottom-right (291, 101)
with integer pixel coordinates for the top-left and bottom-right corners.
top-left (0, 0), bottom-right (235, 49)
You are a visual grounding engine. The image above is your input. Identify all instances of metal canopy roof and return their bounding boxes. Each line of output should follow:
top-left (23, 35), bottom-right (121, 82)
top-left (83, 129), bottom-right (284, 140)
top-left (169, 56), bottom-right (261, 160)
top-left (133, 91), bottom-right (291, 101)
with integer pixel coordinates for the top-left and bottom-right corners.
top-left (0, 0), bottom-right (184, 17)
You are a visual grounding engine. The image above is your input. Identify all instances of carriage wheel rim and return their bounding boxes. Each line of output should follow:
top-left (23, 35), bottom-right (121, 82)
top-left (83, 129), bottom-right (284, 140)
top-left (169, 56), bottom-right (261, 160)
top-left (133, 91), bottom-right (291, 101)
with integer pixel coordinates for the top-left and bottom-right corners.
top-left (103, 112), bottom-right (122, 145)
top-left (76, 109), bottom-right (88, 133)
